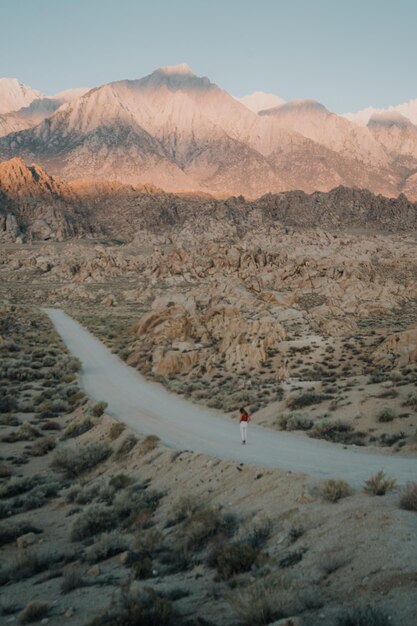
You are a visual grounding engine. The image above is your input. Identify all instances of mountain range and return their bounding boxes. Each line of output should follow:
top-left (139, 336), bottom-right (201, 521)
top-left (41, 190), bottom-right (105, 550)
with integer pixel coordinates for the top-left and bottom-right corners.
top-left (0, 67), bottom-right (417, 199)
top-left (1, 157), bottom-right (417, 244)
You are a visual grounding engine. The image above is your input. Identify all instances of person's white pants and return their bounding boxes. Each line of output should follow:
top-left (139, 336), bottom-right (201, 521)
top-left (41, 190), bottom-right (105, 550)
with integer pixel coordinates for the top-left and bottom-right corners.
top-left (240, 421), bottom-right (248, 443)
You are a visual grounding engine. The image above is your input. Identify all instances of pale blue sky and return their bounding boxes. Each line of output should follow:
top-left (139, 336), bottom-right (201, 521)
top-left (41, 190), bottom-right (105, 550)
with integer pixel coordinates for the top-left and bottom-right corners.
top-left (1, 0), bottom-right (416, 112)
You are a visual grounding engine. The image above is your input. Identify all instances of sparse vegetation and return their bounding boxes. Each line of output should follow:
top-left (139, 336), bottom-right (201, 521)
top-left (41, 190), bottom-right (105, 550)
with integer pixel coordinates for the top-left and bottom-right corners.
top-left (71, 505), bottom-right (118, 541)
top-left (336, 605), bottom-right (390, 626)
top-left (376, 406), bottom-right (396, 423)
top-left (19, 601), bottom-right (50, 624)
top-left (286, 391), bottom-right (330, 410)
top-left (86, 585), bottom-right (179, 626)
top-left (140, 434), bottom-right (160, 454)
top-left (51, 442), bottom-right (112, 478)
top-left (61, 567), bottom-right (85, 594)
top-left (86, 532), bottom-right (130, 563)
top-left (399, 482), bottom-right (417, 511)
top-left (109, 422), bottom-right (125, 440)
top-left (364, 471), bottom-right (396, 496)
top-left (320, 479), bottom-right (353, 502)
top-left (229, 577), bottom-right (295, 626)
top-left (208, 541), bottom-right (259, 579)
top-left (61, 417), bottom-right (94, 440)
top-left (90, 401), bottom-right (108, 417)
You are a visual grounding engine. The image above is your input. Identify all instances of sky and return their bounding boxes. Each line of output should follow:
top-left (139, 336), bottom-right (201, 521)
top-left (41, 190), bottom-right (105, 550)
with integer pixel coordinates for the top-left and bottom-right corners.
top-left (1, 0), bottom-right (416, 113)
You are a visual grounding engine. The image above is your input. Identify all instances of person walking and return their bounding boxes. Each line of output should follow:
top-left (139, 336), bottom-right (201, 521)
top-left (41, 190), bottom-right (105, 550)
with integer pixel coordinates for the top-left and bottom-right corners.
top-left (239, 407), bottom-right (251, 444)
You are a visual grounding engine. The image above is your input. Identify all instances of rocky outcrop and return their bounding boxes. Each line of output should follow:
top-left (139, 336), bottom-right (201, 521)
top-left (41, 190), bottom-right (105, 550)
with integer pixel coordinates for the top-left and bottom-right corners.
top-left (372, 328), bottom-right (417, 366)
top-left (0, 158), bottom-right (88, 241)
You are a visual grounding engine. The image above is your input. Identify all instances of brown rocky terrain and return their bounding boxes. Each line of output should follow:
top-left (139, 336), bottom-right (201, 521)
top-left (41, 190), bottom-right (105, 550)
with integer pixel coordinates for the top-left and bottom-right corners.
top-left (1, 159), bottom-right (417, 245)
top-left (1, 163), bottom-right (417, 624)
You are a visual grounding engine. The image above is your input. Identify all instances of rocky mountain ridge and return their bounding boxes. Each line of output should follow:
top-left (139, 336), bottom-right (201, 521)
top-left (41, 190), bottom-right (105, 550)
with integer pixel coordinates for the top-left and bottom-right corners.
top-left (1, 67), bottom-right (417, 198)
top-left (1, 158), bottom-right (417, 243)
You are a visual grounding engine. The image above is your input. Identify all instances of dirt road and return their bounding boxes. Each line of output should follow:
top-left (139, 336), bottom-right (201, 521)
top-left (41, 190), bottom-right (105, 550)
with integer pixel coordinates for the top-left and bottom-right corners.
top-left (45, 308), bottom-right (417, 486)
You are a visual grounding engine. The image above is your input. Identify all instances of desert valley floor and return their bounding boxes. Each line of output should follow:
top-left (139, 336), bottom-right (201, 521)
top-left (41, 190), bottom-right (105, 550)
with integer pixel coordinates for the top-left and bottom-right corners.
top-left (1, 218), bottom-right (417, 625)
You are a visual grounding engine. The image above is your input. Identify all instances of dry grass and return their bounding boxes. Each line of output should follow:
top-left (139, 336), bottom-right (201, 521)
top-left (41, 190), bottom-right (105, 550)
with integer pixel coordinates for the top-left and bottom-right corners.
top-left (399, 482), bottom-right (417, 511)
top-left (140, 435), bottom-right (160, 454)
top-left (51, 442), bottom-right (112, 478)
top-left (229, 576), bottom-right (295, 626)
top-left (320, 479), bottom-right (353, 503)
top-left (30, 435), bottom-right (56, 456)
top-left (108, 422), bottom-right (125, 440)
top-left (364, 471), bottom-right (396, 496)
top-left (19, 601), bottom-right (50, 624)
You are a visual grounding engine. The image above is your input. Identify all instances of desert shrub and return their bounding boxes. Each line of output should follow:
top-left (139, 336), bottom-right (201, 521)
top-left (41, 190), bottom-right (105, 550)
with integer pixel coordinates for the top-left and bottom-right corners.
top-left (86, 585), bottom-right (178, 626)
top-left (399, 482), bottom-right (417, 511)
top-left (288, 525), bottom-right (305, 543)
top-left (402, 392), bottom-right (417, 409)
top-left (113, 486), bottom-right (160, 526)
top-left (246, 518), bottom-right (272, 549)
top-left (71, 505), bottom-right (118, 541)
top-left (61, 567), bottom-right (85, 594)
top-left (364, 470), bottom-right (396, 496)
top-left (286, 392), bottom-right (329, 410)
top-left (0, 464), bottom-right (12, 479)
top-left (0, 414), bottom-right (20, 426)
top-left (279, 548), bottom-right (306, 568)
top-left (0, 547), bottom-right (71, 585)
top-left (336, 605), bottom-right (390, 626)
top-left (134, 528), bottom-right (163, 556)
top-left (109, 474), bottom-right (133, 490)
top-left (19, 601), bottom-right (50, 624)
top-left (90, 401), bottom-right (108, 417)
top-left (309, 420), bottom-right (365, 445)
top-left (0, 522), bottom-right (41, 547)
top-left (0, 395), bottom-right (18, 413)
top-left (132, 557), bottom-right (153, 580)
top-left (86, 532), bottom-right (130, 564)
top-left (320, 479), bottom-right (353, 502)
top-left (140, 435), bottom-right (160, 454)
top-left (61, 417), bottom-right (94, 440)
top-left (368, 371), bottom-right (388, 384)
top-left (0, 594), bottom-right (20, 616)
top-left (170, 495), bottom-right (202, 524)
top-left (2, 480), bottom-right (61, 517)
top-left (109, 422), bottom-right (125, 440)
top-left (181, 508), bottom-right (238, 552)
top-left (30, 436), bottom-right (56, 456)
top-left (40, 420), bottom-right (61, 431)
top-left (318, 548), bottom-right (348, 576)
top-left (208, 541), bottom-right (259, 579)
top-left (116, 434), bottom-right (138, 458)
top-left (51, 442), bottom-right (112, 478)
top-left (2, 423), bottom-right (41, 443)
top-left (66, 483), bottom-right (102, 505)
top-left (285, 413), bottom-right (313, 431)
top-left (63, 357), bottom-right (81, 374)
top-left (50, 398), bottom-right (70, 414)
top-left (0, 475), bottom-right (38, 499)
top-left (229, 577), bottom-right (295, 626)
top-left (377, 406), bottom-right (396, 423)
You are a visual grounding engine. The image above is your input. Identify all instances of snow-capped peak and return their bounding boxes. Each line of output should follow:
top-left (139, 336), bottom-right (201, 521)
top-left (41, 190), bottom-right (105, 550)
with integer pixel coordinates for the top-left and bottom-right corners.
top-left (235, 91), bottom-right (285, 113)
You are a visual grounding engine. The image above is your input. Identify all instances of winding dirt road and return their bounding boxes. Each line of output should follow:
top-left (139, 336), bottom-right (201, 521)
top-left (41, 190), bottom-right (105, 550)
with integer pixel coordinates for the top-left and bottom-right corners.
top-left (45, 308), bottom-right (417, 486)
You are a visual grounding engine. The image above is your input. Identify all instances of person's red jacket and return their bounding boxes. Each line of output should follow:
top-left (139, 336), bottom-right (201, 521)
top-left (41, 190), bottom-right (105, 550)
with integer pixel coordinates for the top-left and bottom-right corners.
top-left (239, 413), bottom-right (251, 423)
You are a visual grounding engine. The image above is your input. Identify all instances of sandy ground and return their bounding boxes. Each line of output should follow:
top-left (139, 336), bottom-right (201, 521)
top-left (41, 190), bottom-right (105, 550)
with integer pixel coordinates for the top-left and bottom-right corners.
top-left (44, 308), bottom-right (417, 487)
